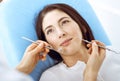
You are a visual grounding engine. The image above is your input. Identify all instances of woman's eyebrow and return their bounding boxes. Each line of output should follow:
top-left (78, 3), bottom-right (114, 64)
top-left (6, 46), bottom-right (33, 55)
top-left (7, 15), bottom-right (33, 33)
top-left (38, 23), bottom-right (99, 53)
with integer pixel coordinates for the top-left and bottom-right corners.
top-left (58, 17), bottom-right (69, 23)
top-left (44, 25), bottom-right (52, 32)
top-left (44, 17), bottom-right (69, 32)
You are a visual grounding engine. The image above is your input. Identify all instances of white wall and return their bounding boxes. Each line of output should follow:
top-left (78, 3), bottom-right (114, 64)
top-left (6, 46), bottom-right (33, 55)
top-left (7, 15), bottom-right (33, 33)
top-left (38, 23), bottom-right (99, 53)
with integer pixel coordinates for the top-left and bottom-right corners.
top-left (88, 0), bottom-right (120, 51)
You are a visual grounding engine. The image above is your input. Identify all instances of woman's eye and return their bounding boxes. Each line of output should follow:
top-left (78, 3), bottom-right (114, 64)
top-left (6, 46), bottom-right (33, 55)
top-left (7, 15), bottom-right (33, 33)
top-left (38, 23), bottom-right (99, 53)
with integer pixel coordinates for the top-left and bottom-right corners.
top-left (61, 20), bottom-right (70, 26)
top-left (46, 29), bottom-right (53, 35)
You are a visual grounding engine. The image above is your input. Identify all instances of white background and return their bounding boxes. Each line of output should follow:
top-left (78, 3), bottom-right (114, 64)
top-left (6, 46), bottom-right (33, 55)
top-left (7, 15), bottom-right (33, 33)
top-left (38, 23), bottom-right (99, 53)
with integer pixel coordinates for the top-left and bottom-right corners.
top-left (88, 0), bottom-right (120, 49)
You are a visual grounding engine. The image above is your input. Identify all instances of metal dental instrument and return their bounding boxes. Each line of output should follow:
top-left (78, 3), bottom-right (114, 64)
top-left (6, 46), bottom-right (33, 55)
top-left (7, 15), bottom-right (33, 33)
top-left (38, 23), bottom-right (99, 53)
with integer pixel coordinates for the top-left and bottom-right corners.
top-left (21, 36), bottom-right (59, 51)
top-left (81, 39), bottom-right (120, 54)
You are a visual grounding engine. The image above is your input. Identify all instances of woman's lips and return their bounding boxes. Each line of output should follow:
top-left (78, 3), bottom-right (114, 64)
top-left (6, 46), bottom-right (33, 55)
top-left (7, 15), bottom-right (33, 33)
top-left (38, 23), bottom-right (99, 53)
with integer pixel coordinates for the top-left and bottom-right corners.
top-left (60, 38), bottom-right (72, 46)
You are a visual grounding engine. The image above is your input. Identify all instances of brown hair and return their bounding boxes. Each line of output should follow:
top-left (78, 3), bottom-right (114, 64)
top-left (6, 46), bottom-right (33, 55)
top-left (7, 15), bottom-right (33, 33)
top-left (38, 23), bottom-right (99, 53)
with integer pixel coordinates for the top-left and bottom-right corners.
top-left (36, 3), bottom-right (94, 63)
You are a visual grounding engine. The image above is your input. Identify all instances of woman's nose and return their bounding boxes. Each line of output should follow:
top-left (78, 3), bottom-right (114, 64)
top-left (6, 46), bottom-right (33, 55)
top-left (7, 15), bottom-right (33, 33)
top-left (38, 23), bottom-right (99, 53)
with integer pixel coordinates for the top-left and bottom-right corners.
top-left (57, 29), bottom-right (66, 39)
top-left (59, 33), bottom-right (66, 38)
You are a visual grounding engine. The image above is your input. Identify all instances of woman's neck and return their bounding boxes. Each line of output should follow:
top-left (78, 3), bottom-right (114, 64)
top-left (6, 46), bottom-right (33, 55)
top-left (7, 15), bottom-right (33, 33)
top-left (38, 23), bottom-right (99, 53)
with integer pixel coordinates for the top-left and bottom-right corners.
top-left (62, 46), bottom-right (89, 67)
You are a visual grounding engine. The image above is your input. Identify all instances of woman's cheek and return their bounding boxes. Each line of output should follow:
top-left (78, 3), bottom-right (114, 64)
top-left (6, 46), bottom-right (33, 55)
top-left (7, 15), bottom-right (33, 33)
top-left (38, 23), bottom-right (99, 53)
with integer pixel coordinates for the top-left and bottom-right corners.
top-left (47, 38), bottom-right (59, 49)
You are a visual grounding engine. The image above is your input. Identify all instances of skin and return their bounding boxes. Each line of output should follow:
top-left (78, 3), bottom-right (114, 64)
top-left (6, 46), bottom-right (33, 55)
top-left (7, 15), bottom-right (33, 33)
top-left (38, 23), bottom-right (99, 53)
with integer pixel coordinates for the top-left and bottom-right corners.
top-left (42, 9), bottom-right (89, 67)
top-left (16, 9), bottom-right (106, 81)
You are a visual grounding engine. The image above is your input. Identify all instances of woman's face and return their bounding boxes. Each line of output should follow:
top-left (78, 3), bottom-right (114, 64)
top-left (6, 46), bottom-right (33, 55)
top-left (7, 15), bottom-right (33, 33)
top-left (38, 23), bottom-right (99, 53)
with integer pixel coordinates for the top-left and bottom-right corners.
top-left (42, 9), bottom-right (84, 55)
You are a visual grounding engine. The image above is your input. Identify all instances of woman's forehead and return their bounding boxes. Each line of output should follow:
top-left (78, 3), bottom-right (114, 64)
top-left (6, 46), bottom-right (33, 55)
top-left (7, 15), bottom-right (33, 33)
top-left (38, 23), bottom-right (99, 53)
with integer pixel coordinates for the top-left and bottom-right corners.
top-left (42, 9), bottom-right (70, 28)
top-left (44, 9), bottom-right (69, 19)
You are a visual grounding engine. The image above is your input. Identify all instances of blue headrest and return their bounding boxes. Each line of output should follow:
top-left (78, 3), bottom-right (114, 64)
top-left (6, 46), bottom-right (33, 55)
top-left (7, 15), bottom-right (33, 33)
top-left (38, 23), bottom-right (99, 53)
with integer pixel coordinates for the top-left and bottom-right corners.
top-left (0, 0), bottom-right (111, 81)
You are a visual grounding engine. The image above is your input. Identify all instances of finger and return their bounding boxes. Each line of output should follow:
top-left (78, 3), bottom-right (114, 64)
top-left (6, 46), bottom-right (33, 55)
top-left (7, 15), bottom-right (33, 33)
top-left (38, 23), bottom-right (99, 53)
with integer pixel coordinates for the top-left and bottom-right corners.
top-left (44, 41), bottom-right (50, 46)
top-left (39, 55), bottom-right (44, 60)
top-left (39, 42), bottom-right (50, 55)
top-left (31, 42), bottom-right (45, 54)
top-left (26, 43), bottom-right (38, 52)
top-left (29, 40), bottom-right (50, 56)
top-left (87, 43), bottom-right (91, 48)
top-left (40, 47), bottom-right (50, 61)
top-left (88, 47), bottom-right (92, 54)
top-left (91, 40), bottom-right (96, 43)
top-left (94, 40), bottom-right (106, 55)
top-left (91, 40), bottom-right (104, 50)
top-left (39, 48), bottom-right (49, 56)
top-left (92, 42), bottom-right (99, 55)
top-left (92, 40), bottom-right (106, 60)
top-left (25, 40), bottom-right (44, 52)
top-left (38, 44), bottom-right (50, 60)
top-left (40, 53), bottom-right (47, 61)
top-left (42, 53), bottom-right (47, 61)
top-left (92, 40), bottom-right (105, 47)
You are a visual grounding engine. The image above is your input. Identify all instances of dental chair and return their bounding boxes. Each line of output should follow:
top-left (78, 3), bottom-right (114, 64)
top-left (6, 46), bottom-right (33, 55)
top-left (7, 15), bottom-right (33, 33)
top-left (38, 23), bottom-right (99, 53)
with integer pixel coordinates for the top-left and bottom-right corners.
top-left (0, 0), bottom-right (111, 81)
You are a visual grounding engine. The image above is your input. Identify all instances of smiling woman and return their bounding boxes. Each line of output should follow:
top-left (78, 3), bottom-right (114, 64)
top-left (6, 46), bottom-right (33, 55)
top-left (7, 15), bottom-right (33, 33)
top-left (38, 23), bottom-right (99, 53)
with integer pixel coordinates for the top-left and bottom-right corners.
top-left (34, 4), bottom-right (105, 81)
top-left (15, 3), bottom-right (120, 81)
top-left (1, 0), bottom-right (119, 81)
top-left (18, 3), bottom-right (120, 81)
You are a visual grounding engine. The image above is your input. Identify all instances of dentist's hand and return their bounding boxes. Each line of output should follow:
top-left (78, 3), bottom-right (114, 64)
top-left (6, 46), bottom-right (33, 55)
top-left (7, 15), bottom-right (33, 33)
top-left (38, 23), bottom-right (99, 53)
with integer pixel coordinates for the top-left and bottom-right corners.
top-left (84, 41), bottom-right (106, 81)
top-left (16, 40), bottom-right (50, 74)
